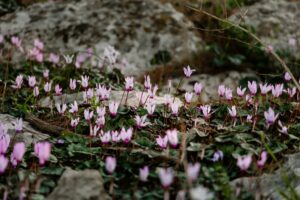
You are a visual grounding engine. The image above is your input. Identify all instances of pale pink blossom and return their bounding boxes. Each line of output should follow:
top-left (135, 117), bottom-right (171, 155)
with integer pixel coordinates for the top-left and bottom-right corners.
top-left (55, 103), bottom-right (67, 115)
top-left (120, 127), bottom-right (133, 144)
top-left (96, 85), bottom-right (111, 101)
top-left (69, 101), bottom-right (78, 114)
top-left (14, 118), bottom-right (23, 133)
top-left (34, 142), bottom-right (51, 165)
top-left (246, 115), bottom-right (253, 123)
top-left (218, 85), bottom-right (225, 97)
top-left (48, 53), bottom-right (60, 64)
top-left (125, 76), bottom-right (134, 91)
top-left (278, 121), bottom-right (288, 135)
top-left (0, 132), bottom-right (10, 155)
top-left (158, 168), bottom-right (174, 188)
top-left (63, 54), bottom-right (74, 64)
top-left (144, 75), bottom-right (151, 90)
top-left (194, 82), bottom-right (203, 96)
top-left (259, 83), bottom-right (272, 95)
top-left (10, 142), bottom-right (26, 167)
top-left (187, 162), bottom-right (201, 182)
top-left (257, 151), bottom-right (267, 168)
top-left (184, 92), bottom-right (193, 104)
top-left (284, 72), bottom-right (292, 81)
top-left (0, 155), bottom-right (8, 174)
top-left (84, 109), bottom-right (94, 121)
top-left (70, 118), bottom-right (80, 128)
top-left (166, 129), bottom-right (178, 148)
top-left (100, 131), bottom-right (111, 143)
top-left (33, 86), bottom-right (39, 97)
top-left (236, 86), bottom-right (246, 97)
top-left (237, 155), bottom-right (252, 171)
top-left (211, 150), bottom-right (223, 162)
top-left (199, 105), bottom-right (211, 120)
top-left (44, 82), bottom-right (52, 93)
top-left (69, 79), bottom-right (76, 91)
top-left (111, 131), bottom-right (120, 143)
top-left (12, 75), bottom-right (23, 89)
top-left (156, 135), bottom-right (168, 149)
top-left (96, 116), bottom-right (105, 128)
top-left (105, 156), bottom-right (116, 174)
top-left (34, 39), bottom-right (44, 50)
top-left (90, 125), bottom-right (100, 137)
top-left (109, 101), bottom-right (119, 117)
top-left (139, 166), bottom-right (149, 182)
top-left (135, 115), bottom-right (150, 129)
top-left (96, 107), bottom-right (106, 117)
top-left (228, 106), bottom-right (237, 118)
top-left (248, 81), bottom-right (257, 95)
top-left (55, 84), bottom-right (62, 96)
top-left (80, 75), bottom-right (89, 89)
top-left (43, 69), bottom-right (49, 79)
top-left (183, 65), bottom-right (195, 77)
top-left (285, 87), bottom-right (297, 98)
top-left (171, 102), bottom-right (180, 116)
top-left (264, 107), bottom-right (279, 126)
top-left (148, 84), bottom-right (158, 99)
top-left (271, 84), bottom-right (284, 98)
top-left (86, 88), bottom-right (94, 100)
top-left (146, 103), bottom-right (156, 116)
top-left (164, 94), bottom-right (173, 106)
top-left (28, 76), bottom-right (36, 88)
top-left (225, 88), bottom-right (233, 101)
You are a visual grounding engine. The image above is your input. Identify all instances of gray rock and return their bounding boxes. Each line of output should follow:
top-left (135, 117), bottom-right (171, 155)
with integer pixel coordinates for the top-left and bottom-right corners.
top-left (230, 0), bottom-right (300, 58)
top-left (0, 114), bottom-right (49, 146)
top-left (231, 153), bottom-right (300, 199)
top-left (189, 185), bottom-right (214, 200)
top-left (46, 168), bottom-right (110, 200)
top-left (0, 0), bottom-right (202, 76)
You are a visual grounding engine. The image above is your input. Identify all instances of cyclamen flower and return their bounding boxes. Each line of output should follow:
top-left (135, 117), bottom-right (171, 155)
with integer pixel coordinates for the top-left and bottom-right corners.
top-left (14, 118), bottom-right (23, 133)
top-left (96, 116), bottom-right (105, 128)
top-left (13, 75), bottom-right (23, 89)
top-left (278, 121), bottom-right (288, 135)
top-left (43, 69), bottom-right (49, 79)
top-left (248, 81), bottom-right (257, 95)
top-left (80, 75), bottom-right (89, 89)
top-left (237, 155), bottom-right (252, 171)
top-left (111, 131), bottom-right (120, 143)
top-left (139, 166), bottom-right (149, 182)
top-left (69, 79), bottom-right (76, 91)
top-left (259, 83), bottom-right (272, 95)
top-left (144, 75), bottom-right (151, 90)
top-left (199, 105), bottom-right (211, 120)
top-left (271, 84), bottom-right (284, 98)
top-left (44, 82), bottom-right (52, 93)
top-left (48, 53), bottom-right (60, 64)
top-left (183, 65), bottom-right (195, 77)
top-left (228, 106), bottom-right (237, 118)
top-left (85, 88), bottom-right (94, 100)
top-left (120, 127), bottom-right (133, 144)
top-left (69, 101), bottom-right (78, 114)
top-left (55, 103), bottom-right (67, 115)
top-left (194, 82), bottom-right (203, 96)
top-left (284, 72), bottom-right (292, 81)
top-left (63, 54), bottom-right (74, 64)
top-left (166, 129), bottom-right (178, 148)
top-left (28, 76), bottom-right (36, 88)
top-left (109, 101), bottom-right (119, 117)
top-left (218, 85), bottom-right (226, 97)
top-left (184, 92), bottom-right (193, 104)
top-left (211, 150), bottom-right (224, 162)
top-left (148, 85), bottom-right (158, 99)
top-left (158, 168), bottom-right (174, 188)
top-left (96, 107), bottom-right (106, 117)
top-left (285, 87), bottom-right (297, 98)
top-left (236, 86), bottom-right (246, 97)
top-left (264, 107), bottom-right (279, 126)
top-left (0, 155), bottom-right (8, 174)
top-left (246, 115), bottom-right (253, 123)
top-left (125, 77), bottom-right (134, 91)
top-left (187, 162), bottom-right (201, 182)
top-left (55, 84), bottom-right (62, 96)
top-left (100, 131), bottom-right (111, 144)
top-left (257, 151), bottom-right (267, 168)
top-left (70, 118), bottom-right (80, 128)
top-left (156, 135), bottom-right (168, 149)
top-left (11, 36), bottom-right (22, 49)
top-left (34, 142), bottom-right (51, 165)
top-left (33, 86), bottom-right (39, 97)
top-left (0, 133), bottom-right (10, 154)
top-left (164, 94), bottom-right (173, 106)
top-left (84, 109), bottom-right (94, 121)
top-left (96, 85), bottom-right (111, 101)
top-left (171, 102), bottom-right (180, 116)
top-left (10, 142), bottom-right (26, 167)
top-left (34, 39), bottom-right (44, 50)
top-left (146, 103), bottom-right (156, 116)
top-left (105, 156), bottom-right (116, 174)
top-left (135, 115), bottom-right (150, 129)
top-left (225, 88), bottom-right (233, 101)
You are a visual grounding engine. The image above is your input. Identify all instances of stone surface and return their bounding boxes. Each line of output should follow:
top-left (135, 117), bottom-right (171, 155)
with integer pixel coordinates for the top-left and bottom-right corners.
top-left (231, 153), bottom-right (300, 199)
top-left (230, 0), bottom-right (300, 58)
top-left (46, 168), bottom-right (110, 200)
top-left (0, 114), bottom-right (49, 146)
top-left (0, 0), bottom-right (202, 76)
top-left (189, 185), bottom-right (214, 200)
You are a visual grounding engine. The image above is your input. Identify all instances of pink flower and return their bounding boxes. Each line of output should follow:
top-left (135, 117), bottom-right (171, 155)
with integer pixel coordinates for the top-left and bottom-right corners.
top-left (146, 103), bottom-right (156, 116)
top-left (84, 109), bottom-right (93, 121)
top-left (96, 85), bottom-right (111, 101)
top-left (164, 94), bottom-right (173, 106)
top-left (228, 106), bottom-right (237, 118)
top-left (34, 142), bottom-right (51, 165)
top-left (236, 86), bottom-right (246, 97)
top-left (34, 39), bottom-right (44, 50)
top-left (48, 53), bottom-right (60, 64)
top-left (80, 75), bottom-right (89, 89)
top-left (70, 118), bottom-right (80, 128)
top-left (33, 86), bottom-right (39, 97)
top-left (183, 65), bottom-right (195, 77)
top-left (187, 162), bottom-right (201, 182)
top-left (63, 54), bottom-right (74, 64)
top-left (10, 142), bottom-right (26, 167)
top-left (12, 75), bottom-right (23, 89)
top-left (55, 84), bottom-right (62, 96)
top-left (248, 81), bottom-right (257, 95)
top-left (0, 155), bottom-right (8, 174)
top-left (14, 118), bottom-right (23, 133)
top-left (199, 105), bottom-right (211, 120)
top-left (218, 85), bottom-right (225, 97)
top-left (184, 92), bottom-right (193, 104)
top-left (156, 135), bottom-right (168, 149)
top-left (237, 155), bottom-right (252, 171)
top-left (55, 103), bottom-right (67, 115)
top-left (225, 88), bottom-right (233, 101)
top-left (96, 107), bottom-right (106, 117)
top-left (257, 151), bottom-right (267, 168)
top-left (144, 75), bottom-right (151, 90)
top-left (120, 127), bottom-right (133, 144)
top-left (158, 168), bottom-right (174, 188)
top-left (278, 121), bottom-right (288, 135)
top-left (246, 115), bottom-right (253, 123)
top-left (109, 101), bottom-right (119, 117)
top-left (264, 107), bottom-right (279, 126)
top-left (0, 132), bottom-right (10, 154)
top-left (44, 82), bottom-right (52, 93)
top-left (271, 84), bottom-right (284, 98)
top-left (125, 76), bottom-right (134, 91)
top-left (28, 76), bottom-right (36, 88)
top-left (166, 129), bottom-right (178, 148)
top-left (69, 101), bottom-right (78, 114)
top-left (111, 131), bottom-right (121, 143)
top-left (100, 131), bottom-right (111, 143)
top-left (96, 116), bottom-right (105, 128)
top-left (135, 115), bottom-right (150, 129)
top-left (259, 83), bottom-right (272, 95)
top-left (211, 150), bottom-right (223, 162)
top-left (194, 82), bottom-right (203, 96)
top-left (139, 166), bottom-right (149, 182)
top-left (85, 88), bottom-right (94, 100)
top-left (69, 79), bottom-right (76, 91)
top-left (11, 36), bottom-right (22, 50)
top-left (105, 156), bottom-right (116, 174)
top-left (171, 102), bottom-right (180, 116)
top-left (43, 69), bottom-right (49, 79)
top-left (148, 84), bottom-right (158, 99)
top-left (285, 87), bottom-right (296, 98)
top-left (284, 72), bottom-right (292, 81)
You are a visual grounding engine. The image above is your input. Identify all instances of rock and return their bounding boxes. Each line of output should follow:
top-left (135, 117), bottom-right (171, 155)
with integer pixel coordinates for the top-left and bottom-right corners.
top-left (39, 90), bottom-right (183, 108)
top-left (164, 70), bottom-right (257, 102)
top-left (0, 114), bottom-right (49, 146)
top-left (231, 153), bottom-right (300, 199)
top-left (189, 185), bottom-right (214, 200)
top-left (46, 168), bottom-right (110, 200)
top-left (0, 0), bottom-right (202, 76)
top-left (230, 0), bottom-right (300, 58)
